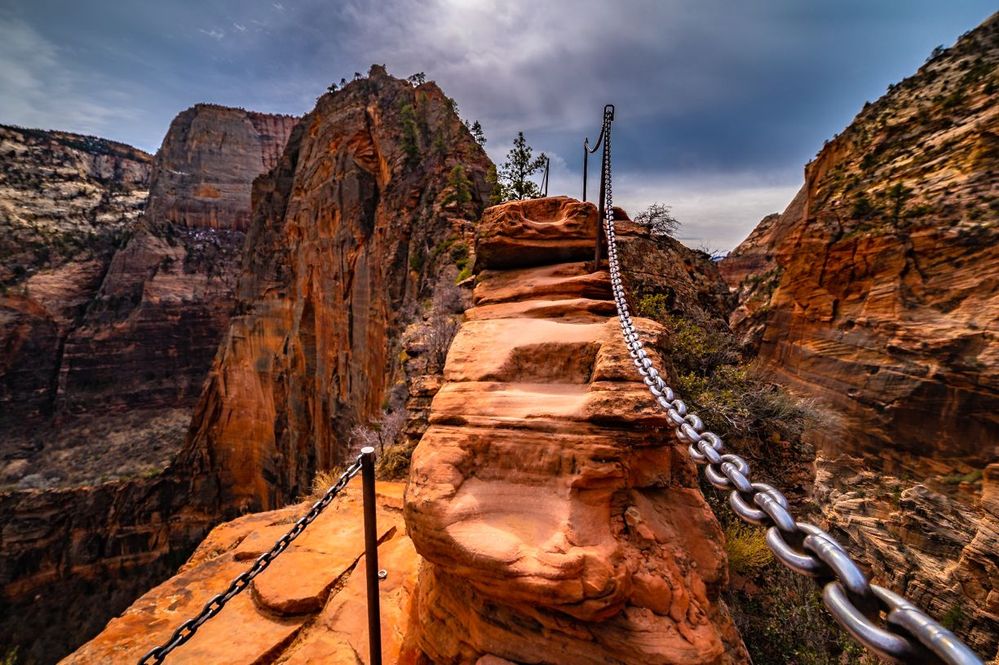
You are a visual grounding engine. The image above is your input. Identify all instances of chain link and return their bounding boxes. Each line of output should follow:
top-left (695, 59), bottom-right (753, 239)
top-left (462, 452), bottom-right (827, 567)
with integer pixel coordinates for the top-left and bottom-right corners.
top-left (596, 110), bottom-right (983, 665)
top-left (138, 456), bottom-right (365, 665)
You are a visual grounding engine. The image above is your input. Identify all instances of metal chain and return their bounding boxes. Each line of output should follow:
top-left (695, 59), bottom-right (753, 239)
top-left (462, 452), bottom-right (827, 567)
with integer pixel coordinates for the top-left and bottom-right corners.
top-left (138, 456), bottom-right (365, 665)
top-left (596, 110), bottom-right (982, 665)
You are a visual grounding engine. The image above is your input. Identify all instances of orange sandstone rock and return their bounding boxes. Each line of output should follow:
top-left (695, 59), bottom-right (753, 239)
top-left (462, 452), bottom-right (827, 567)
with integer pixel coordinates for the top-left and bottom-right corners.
top-left (406, 197), bottom-right (747, 664)
top-left (721, 16), bottom-right (999, 655)
top-left (474, 196), bottom-right (600, 270)
top-left (64, 482), bottom-right (418, 665)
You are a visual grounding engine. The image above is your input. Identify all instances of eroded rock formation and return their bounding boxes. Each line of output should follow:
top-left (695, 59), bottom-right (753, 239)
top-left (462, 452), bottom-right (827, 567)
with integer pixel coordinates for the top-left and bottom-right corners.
top-left (145, 104), bottom-right (298, 230)
top-left (721, 14), bottom-right (999, 656)
top-left (0, 125), bottom-right (152, 436)
top-left (1, 105), bottom-right (296, 663)
top-left (65, 482), bottom-right (419, 665)
top-left (182, 65), bottom-right (492, 515)
top-left (406, 197), bottom-right (747, 664)
top-left (68, 197), bottom-right (748, 664)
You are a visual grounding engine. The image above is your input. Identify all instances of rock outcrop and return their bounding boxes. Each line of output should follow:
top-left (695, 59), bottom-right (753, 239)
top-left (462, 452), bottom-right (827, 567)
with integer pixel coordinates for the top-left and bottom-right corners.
top-left (406, 197), bottom-right (746, 664)
top-left (1, 106), bottom-right (296, 664)
top-left (182, 65), bottom-right (492, 515)
top-left (145, 104), bottom-right (298, 230)
top-left (68, 197), bottom-right (748, 664)
top-left (721, 14), bottom-right (999, 656)
top-left (65, 482), bottom-right (419, 665)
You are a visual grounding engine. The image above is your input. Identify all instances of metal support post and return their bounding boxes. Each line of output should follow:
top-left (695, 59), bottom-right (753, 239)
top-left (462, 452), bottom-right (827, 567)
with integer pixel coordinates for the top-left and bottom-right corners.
top-left (360, 447), bottom-right (383, 665)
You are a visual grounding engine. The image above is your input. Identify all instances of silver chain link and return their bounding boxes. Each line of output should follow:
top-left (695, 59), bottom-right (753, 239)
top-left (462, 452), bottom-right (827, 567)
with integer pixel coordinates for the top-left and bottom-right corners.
top-left (596, 109), bottom-right (983, 665)
top-left (138, 456), bottom-right (365, 665)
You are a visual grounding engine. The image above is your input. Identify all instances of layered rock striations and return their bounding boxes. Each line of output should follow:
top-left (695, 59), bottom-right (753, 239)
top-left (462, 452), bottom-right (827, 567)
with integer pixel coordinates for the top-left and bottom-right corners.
top-left (0, 125), bottom-right (153, 432)
top-left (721, 14), bottom-right (999, 655)
top-left (406, 197), bottom-right (747, 664)
top-left (1, 106), bottom-right (296, 664)
top-left (182, 65), bottom-right (493, 515)
top-left (145, 104), bottom-right (298, 230)
top-left (1, 105), bottom-right (297, 487)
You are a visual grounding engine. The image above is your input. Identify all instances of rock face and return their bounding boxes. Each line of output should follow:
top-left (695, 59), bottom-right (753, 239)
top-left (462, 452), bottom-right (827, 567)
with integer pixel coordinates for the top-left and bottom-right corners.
top-left (721, 15), bottom-right (999, 656)
top-left (145, 104), bottom-right (298, 230)
top-left (406, 197), bottom-right (746, 664)
top-left (0, 106), bottom-right (296, 664)
top-left (2, 105), bottom-right (297, 487)
top-left (183, 65), bottom-right (493, 515)
top-left (65, 482), bottom-right (420, 665)
top-left (0, 125), bottom-right (153, 432)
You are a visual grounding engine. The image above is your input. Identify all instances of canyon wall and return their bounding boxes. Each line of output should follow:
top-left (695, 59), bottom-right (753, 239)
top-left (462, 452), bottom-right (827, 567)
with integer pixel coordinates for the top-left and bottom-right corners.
top-left (181, 65), bottom-right (493, 515)
top-left (0, 106), bottom-right (296, 663)
top-left (0, 125), bottom-right (152, 437)
top-left (721, 14), bottom-right (998, 655)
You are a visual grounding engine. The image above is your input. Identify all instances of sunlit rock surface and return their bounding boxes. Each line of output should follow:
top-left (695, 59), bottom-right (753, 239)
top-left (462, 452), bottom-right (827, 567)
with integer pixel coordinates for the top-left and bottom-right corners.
top-left (721, 15), bottom-right (999, 656)
top-left (406, 197), bottom-right (748, 664)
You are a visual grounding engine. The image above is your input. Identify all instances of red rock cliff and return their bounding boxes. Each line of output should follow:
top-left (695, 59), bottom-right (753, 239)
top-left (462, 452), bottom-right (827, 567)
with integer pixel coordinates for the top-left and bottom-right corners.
top-left (146, 104), bottom-right (298, 230)
top-left (182, 65), bottom-right (493, 515)
top-left (0, 105), bottom-right (296, 664)
top-left (721, 14), bottom-right (999, 655)
top-left (0, 125), bottom-right (152, 433)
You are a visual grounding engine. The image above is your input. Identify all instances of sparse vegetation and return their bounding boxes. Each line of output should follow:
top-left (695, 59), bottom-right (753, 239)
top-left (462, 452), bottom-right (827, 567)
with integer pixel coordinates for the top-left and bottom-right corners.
top-left (400, 103), bottom-right (420, 163)
top-left (941, 602), bottom-right (967, 631)
top-left (725, 523), bottom-right (773, 576)
top-left (444, 164), bottom-right (472, 208)
top-left (634, 202), bottom-right (680, 237)
top-left (468, 120), bottom-right (487, 145)
top-left (726, 560), bottom-right (869, 665)
top-left (307, 467), bottom-right (347, 502)
top-left (939, 469), bottom-right (983, 485)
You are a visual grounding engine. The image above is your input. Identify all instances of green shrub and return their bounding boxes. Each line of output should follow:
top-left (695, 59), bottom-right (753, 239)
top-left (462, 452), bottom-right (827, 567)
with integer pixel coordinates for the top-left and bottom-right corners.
top-left (939, 469), bottom-right (983, 485)
top-left (409, 245), bottom-right (425, 272)
top-left (725, 523), bottom-right (772, 576)
top-left (400, 103), bottom-right (420, 162)
top-left (377, 442), bottom-right (416, 479)
top-left (444, 164), bottom-right (472, 206)
top-left (941, 602), bottom-right (966, 631)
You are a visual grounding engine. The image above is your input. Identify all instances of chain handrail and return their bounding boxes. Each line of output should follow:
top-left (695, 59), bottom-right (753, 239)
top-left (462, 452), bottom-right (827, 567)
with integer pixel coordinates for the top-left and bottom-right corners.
top-left (138, 455), bottom-right (365, 665)
top-left (593, 108), bottom-right (983, 665)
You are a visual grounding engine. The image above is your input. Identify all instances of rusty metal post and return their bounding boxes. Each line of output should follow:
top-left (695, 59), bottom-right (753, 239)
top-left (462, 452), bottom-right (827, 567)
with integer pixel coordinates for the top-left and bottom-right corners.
top-left (595, 156), bottom-right (605, 266)
top-left (360, 447), bottom-right (382, 665)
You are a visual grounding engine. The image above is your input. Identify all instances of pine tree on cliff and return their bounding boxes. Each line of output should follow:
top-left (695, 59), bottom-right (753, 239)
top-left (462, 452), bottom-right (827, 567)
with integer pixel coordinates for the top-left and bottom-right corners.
top-left (498, 132), bottom-right (546, 200)
top-left (470, 120), bottom-right (486, 145)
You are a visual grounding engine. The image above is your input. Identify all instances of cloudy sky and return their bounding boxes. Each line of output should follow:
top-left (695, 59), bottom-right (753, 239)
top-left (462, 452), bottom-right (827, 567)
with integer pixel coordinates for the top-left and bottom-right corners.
top-left (1, 1), bottom-right (994, 250)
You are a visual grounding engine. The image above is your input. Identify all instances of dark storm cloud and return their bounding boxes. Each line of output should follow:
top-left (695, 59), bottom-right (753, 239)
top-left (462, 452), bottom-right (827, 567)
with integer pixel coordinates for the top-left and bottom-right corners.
top-left (1, 0), bottom-right (995, 248)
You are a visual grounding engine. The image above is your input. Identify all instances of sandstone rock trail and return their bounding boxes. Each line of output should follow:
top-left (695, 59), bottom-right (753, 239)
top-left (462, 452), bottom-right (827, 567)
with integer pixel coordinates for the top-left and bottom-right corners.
top-left (406, 196), bottom-right (747, 664)
top-left (64, 481), bottom-right (421, 665)
top-left (68, 196), bottom-right (746, 664)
